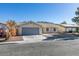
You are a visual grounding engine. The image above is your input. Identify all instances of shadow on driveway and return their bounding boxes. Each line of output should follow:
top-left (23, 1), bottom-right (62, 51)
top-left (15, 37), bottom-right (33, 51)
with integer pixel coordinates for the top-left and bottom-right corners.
top-left (43, 33), bottom-right (79, 41)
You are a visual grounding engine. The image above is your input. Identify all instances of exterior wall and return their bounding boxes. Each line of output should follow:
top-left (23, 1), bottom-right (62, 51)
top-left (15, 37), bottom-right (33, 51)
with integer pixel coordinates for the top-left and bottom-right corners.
top-left (55, 25), bottom-right (66, 33)
top-left (17, 27), bottom-right (22, 35)
top-left (39, 28), bottom-right (42, 34)
top-left (65, 27), bottom-right (77, 32)
top-left (18, 22), bottom-right (79, 35)
top-left (56, 25), bottom-right (79, 33)
top-left (38, 23), bottom-right (66, 34)
top-left (42, 27), bottom-right (58, 34)
top-left (38, 23), bottom-right (58, 34)
top-left (18, 23), bottom-right (42, 35)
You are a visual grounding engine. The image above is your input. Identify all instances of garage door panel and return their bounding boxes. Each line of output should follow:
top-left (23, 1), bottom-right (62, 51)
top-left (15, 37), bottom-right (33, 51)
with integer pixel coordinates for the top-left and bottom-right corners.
top-left (22, 27), bottom-right (39, 35)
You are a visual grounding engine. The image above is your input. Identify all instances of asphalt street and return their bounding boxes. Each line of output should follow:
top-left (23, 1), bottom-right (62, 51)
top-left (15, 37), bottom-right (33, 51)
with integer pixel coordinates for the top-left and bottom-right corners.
top-left (0, 40), bottom-right (79, 56)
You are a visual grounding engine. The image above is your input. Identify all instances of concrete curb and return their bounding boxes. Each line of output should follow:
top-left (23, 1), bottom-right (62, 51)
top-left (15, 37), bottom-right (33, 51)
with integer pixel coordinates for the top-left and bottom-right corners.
top-left (0, 40), bottom-right (43, 45)
top-left (0, 41), bottom-right (24, 45)
top-left (0, 35), bottom-right (46, 45)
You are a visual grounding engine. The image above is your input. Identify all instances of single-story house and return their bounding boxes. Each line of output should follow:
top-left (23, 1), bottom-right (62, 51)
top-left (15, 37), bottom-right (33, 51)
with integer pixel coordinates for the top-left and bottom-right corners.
top-left (59, 24), bottom-right (79, 33)
top-left (17, 21), bottom-right (42, 35)
top-left (16, 21), bottom-right (79, 35)
top-left (17, 21), bottom-right (59, 35)
top-left (37, 22), bottom-right (59, 33)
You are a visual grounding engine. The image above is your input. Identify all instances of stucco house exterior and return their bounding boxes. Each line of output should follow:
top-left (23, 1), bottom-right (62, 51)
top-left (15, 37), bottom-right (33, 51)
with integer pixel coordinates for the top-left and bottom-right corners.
top-left (59, 24), bottom-right (79, 33)
top-left (16, 21), bottom-right (79, 36)
top-left (17, 21), bottom-right (42, 35)
top-left (17, 21), bottom-right (60, 35)
top-left (37, 22), bottom-right (58, 34)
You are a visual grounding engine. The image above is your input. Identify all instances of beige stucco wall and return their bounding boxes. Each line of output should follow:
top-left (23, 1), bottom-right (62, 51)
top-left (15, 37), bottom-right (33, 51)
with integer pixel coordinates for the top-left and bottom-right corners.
top-left (38, 23), bottom-right (59, 34)
top-left (55, 25), bottom-right (66, 33)
top-left (18, 23), bottom-right (42, 35)
top-left (42, 27), bottom-right (58, 33)
top-left (40, 24), bottom-right (66, 33)
top-left (18, 22), bottom-right (66, 35)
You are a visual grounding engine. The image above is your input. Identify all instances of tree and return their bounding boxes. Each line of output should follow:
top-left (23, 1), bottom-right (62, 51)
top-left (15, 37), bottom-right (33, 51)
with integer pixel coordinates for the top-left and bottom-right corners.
top-left (61, 21), bottom-right (67, 24)
top-left (6, 20), bottom-right (17, 37)
top-left (72, 7), bottom-right (79, 32)
top-left (6, 20), bottom-right (16, 27)
top-left (72, 7), bottom-right (79, 25)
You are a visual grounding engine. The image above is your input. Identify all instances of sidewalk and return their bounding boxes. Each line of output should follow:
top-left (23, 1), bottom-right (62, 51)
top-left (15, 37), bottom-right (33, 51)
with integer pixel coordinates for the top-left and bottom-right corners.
top-left (0, 35), bottom-right (46, 44)
top-left (0, 36), bottom-right (24, 45)
top-left (0, 41), bottom-right (22, 45)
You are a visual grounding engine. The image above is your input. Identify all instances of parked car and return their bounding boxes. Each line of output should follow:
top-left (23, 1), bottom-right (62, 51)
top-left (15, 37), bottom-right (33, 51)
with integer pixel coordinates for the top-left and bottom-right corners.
top-left (0, 28), bottom-right (9, 41)
top-left (0, 23), bottom-right (9, 42)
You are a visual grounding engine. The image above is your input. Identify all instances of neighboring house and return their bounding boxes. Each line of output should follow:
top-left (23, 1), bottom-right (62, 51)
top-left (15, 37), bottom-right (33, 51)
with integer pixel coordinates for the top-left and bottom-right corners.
top-left (59, 24), bottom-right (79, 33)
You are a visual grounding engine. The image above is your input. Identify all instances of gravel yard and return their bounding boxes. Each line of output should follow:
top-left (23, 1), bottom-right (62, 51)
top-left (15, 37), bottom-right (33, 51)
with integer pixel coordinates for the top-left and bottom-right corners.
top-left (7, 36), bottom-right (23, 42)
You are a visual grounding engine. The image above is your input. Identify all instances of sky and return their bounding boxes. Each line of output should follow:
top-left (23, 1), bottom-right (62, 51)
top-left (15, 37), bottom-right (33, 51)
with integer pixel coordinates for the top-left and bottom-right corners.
top-left (0, 3), bottom-right (79, 24)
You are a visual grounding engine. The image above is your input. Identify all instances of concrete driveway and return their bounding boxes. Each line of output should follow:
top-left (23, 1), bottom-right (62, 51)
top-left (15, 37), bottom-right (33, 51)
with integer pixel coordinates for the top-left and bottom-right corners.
top-left (22, 35), bottom-right (46, 43)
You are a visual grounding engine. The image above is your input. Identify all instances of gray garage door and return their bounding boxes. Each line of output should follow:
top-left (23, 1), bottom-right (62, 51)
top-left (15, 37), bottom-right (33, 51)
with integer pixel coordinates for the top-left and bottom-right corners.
top-left (22, 27), bottom-right (40, 35)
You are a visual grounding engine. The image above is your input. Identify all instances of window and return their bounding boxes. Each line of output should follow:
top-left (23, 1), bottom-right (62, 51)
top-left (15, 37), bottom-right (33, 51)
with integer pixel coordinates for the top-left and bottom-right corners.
top-left (46, 28), bottom-right (49, 32)
top-left (53, 28), bottom-right (56, 32)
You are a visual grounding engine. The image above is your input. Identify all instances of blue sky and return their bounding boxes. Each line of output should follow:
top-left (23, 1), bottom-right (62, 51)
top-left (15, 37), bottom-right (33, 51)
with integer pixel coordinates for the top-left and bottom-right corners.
top-left (0, 3), bottom-right (79, 24)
